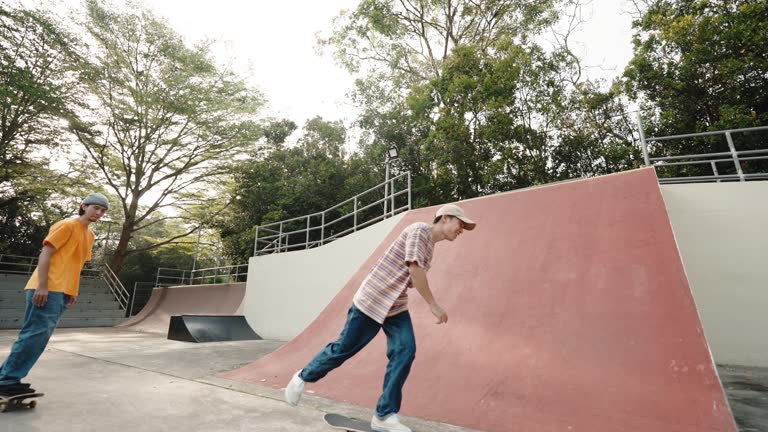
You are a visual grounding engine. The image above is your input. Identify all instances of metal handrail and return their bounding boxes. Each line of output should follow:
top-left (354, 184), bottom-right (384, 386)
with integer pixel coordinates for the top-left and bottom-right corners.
top-left (0, 256), bottom-right (129, 313)
top-left (100, 264), bottom-right (129, 310)
top-left (0, 254), bottom-right (39, 275)
top-left (154, 263), bottom-right (248, 287)
top-left (0, 255), bottom-right (128, 311)
top-left (645, 125), bottom-right (768, 142)
top-left (253, 172), bottom-right (412, 256)
top-left (155, 267), bottom-right (187, 287)
top-left (637, 115), bottom-right (768, 183)
top-left (650, 149), bottom-right (768, 163)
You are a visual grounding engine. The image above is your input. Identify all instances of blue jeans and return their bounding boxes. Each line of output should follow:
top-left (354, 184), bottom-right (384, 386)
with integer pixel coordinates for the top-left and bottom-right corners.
top-left (300, 304), bottom-right (416, 418)
top-left (0, 290), bottom-right (69, 386)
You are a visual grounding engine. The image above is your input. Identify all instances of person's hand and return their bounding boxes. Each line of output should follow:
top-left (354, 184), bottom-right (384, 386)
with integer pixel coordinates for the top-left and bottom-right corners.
top-left (33, 287), bottom-right (49, 307)
top-left (67, 295), bottom-right (77, 308)
top-left (430, 303), bottom-right (448, 324)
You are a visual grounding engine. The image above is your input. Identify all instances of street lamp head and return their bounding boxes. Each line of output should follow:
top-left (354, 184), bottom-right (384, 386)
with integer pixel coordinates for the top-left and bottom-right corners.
top-left (387, 146), bottom-right (399, 160)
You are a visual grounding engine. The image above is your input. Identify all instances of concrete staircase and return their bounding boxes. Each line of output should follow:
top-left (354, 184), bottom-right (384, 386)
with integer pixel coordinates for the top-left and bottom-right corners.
top-left (0, 273), bottom-right (127, 329)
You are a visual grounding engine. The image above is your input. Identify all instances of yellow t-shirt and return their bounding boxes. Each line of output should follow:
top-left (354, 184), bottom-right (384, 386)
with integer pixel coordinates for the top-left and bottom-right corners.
top-left (25, 218), bottom-right (95, 296)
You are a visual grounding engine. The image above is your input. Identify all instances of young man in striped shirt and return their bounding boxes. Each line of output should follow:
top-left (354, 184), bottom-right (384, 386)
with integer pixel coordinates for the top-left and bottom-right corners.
top-left (285, 204), bottom-right (476, 432)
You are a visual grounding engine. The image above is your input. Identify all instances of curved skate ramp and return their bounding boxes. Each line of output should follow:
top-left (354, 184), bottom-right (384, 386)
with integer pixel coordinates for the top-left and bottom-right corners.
top-left (243, 213), bottom-right (405, 341)
top-left (220, 168), bottom-right (736, 432)
top-left (120, 283), bottom-right (245, 335)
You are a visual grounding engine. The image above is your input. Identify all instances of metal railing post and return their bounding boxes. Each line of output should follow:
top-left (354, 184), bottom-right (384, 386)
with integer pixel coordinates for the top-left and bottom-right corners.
top-left (710, 161), bottom-right (721, 183)
top-left (278, 222), bottom-right (284, 252)
top-left (637, 112), bottom-right (651, 166)
top-left (353, 197), bottom-right (358, 232)
top-left (128, 282), bottom-right (138, 317)
top-left (725, 131), bottom-right (745, 181)
top-left (320, 212), bottom-right (325, 246)
top-left (384, 160), bottom-right (390, 215)
top-left (407, 172), bottom-right (412, 210)
top-left (253, 226), bottom-right (260, 256)
top-left (306, 215), bottom-right (310, 249)
top-left (390, 178), bottom-right (395, 216)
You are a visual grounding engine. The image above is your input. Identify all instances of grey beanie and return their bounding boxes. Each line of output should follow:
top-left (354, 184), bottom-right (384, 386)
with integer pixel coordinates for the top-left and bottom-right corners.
top-left (82, 193), bottom-right (109, 209)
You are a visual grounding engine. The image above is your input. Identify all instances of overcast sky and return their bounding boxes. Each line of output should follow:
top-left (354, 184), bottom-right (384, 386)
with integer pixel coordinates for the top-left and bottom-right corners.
top-left (137, 0), bottom-right (637, 129)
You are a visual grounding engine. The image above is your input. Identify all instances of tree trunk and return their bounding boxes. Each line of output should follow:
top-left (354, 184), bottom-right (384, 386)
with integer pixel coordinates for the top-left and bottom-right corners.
top-left (108, 198), bottom-right (139, 275)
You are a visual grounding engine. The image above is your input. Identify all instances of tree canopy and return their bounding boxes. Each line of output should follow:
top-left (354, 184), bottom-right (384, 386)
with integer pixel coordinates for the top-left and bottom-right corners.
top-left (624, 0), bottom-right (768, 176)
top-left (2, 0), bottom-right (766, 271)
top-left (68, 0), bottom-right (265, 273)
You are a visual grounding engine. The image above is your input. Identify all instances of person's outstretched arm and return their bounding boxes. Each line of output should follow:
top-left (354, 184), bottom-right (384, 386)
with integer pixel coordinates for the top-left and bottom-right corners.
top-left (409, 263), bottom-right (448, 324)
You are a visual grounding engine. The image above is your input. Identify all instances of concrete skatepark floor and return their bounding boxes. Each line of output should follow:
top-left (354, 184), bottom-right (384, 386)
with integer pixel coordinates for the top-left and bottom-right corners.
top-left (0, 328), bottom-right (479, 432)
top-left (0, 328), bottom-right (766, 432)
top-left (717, 364), bottom-right (768, 432)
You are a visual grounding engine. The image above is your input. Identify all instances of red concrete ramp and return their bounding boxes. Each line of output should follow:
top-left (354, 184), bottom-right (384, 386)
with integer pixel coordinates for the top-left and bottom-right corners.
top-left (220, 169), bottom-right (736, 432)
top-left (119, 283), bottom-right (245, 334)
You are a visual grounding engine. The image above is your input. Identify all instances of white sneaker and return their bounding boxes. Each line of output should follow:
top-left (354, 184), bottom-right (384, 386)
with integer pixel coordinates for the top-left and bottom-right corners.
top-left (284, 370), bottom-right (305, 406)
top-left (371, 413), bottom-right (412, 432)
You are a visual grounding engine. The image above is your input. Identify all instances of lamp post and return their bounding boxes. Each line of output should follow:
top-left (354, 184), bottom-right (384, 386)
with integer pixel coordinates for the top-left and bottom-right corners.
top-left (383, 146), bottom-right (399, 216)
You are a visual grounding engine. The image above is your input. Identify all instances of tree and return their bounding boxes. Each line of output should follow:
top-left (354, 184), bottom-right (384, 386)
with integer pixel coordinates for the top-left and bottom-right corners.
top-left (320, 0), bottom-right (562, 94)
top-left (323, 0), bottom-right (639, 205)
top-left (0, 2), bottom-right (91, 254)
top-left (69, 0), bottom-right (265, 274)
top-left (219, 117), bottom-right (382, 262)
top-left (624, 0), bottom-right (768, 177)
top-left (118, 215), bottom-right (223, 293)
top-left (550, 82), bottom-right (642, 180)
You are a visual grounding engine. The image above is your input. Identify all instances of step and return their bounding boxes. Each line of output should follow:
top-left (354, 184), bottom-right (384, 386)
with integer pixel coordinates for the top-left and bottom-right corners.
top-left (0, 274), bottom-right (30, 283)
top-left (0, 308), bottom-right (126, 319)
top-left (0, 283), bottom-right (120, 295)
top-left (0, 316), bottom-right (127, 329)
top-left (1, 290), bottom-right (119, 300)
top-left (0, 281), bottom-right (115, 290)
top-left (0, 275), bottom-right (118, 292)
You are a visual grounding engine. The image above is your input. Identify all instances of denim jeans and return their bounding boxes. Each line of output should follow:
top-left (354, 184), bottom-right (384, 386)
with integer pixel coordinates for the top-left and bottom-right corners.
top-left (300, 304), bottom-right (416, 418)
top-left (0, 290), bottom-right (69, 386)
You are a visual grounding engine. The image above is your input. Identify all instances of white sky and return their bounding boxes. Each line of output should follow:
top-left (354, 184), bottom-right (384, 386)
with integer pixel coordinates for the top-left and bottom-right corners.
top-left (138, 0), bottom-right (636, 130)
top-left (140, 0), bottom-right (361, 127)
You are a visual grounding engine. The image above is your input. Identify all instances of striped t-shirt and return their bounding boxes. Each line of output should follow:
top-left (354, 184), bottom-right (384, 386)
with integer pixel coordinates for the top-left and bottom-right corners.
top-left (353, 222), bottom-right (434, 324)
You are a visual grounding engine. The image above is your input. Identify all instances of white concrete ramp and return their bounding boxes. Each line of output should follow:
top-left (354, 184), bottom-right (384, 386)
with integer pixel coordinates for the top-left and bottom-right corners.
top-left (243, 214), bottom-right (405, 341)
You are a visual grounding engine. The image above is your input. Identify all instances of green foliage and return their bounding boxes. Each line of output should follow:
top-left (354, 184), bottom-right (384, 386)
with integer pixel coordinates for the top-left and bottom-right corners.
top-left (7, 0), bottom-right (764, 275)
top-left (116, 216), bottom-right (223, 291)
top-left (324, 0), bottom-right (639, 207)
top-left (354, 41), bottom-right (638, 206)
top-left (69, 0), bottom-right (265, 274)
top-left (320, 0), bottom-right (562, 90)
top-left (0, 3), bottom-right (83, 166)
top-left (0, 2), bottom-right (103, 255)
top-left (624, 0), bottom-right (768, 176)
top-left (218, 117), bottom-right (382, 261)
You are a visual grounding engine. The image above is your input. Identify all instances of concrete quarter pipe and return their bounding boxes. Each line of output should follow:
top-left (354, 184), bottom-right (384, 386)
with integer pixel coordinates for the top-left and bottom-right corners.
top-left (220, 168), bottom-right (736, 432)
top-left (119, 283), bottom-right (246, 335)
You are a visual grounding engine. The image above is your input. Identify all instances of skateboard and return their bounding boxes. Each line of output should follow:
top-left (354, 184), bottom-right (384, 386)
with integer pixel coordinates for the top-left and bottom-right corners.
top-left (0, 392), bottom-right (44, 412)
top-left (324, 413), bottom-right (376, 432)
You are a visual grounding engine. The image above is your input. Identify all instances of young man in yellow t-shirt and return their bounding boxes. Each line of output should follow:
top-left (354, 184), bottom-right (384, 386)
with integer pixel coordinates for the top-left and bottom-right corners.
top-left (0, 193), bottom-right (108, 397)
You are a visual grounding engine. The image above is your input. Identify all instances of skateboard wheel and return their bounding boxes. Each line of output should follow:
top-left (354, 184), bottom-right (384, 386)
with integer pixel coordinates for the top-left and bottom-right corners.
top-left (29, 400), bottom-right (37, 408)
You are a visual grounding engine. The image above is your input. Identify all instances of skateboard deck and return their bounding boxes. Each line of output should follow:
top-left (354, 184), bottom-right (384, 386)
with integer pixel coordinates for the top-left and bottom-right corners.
top-left (0, 392), bottom-right (44, 412)
top-left (324, 413), bottom-right (375, 432)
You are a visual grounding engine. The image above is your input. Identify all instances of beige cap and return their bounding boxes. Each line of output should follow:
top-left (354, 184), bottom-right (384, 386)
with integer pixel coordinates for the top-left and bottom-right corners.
top-left (435, 204), bottom-right (476, 230)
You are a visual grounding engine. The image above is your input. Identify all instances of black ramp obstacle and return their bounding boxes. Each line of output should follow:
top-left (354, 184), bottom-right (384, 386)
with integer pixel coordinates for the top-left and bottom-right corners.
top-left (167, 315), bottom-right (261, 343)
